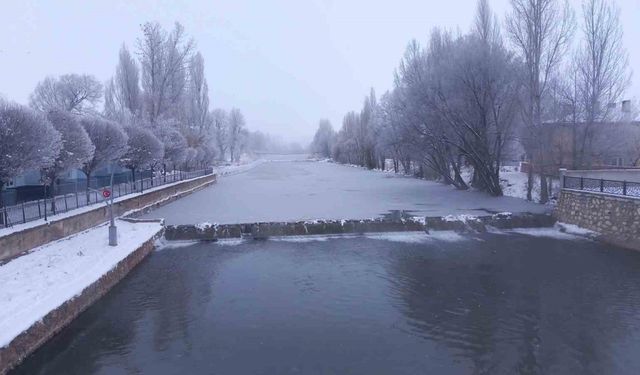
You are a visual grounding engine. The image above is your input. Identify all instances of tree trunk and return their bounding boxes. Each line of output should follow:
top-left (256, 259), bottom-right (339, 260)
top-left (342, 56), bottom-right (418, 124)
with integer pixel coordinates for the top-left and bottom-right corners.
top-left (163, 163), bottom-right (167, 183)
top-left (85, 171), bottom-right (92, 204)
top-left (539, 174), bottom-right (549, 204)
top-left (0, 180), bottom-right (6, 226)
top-left (131, 168), bottom-right (137, 191)
top-left (50, 181), bottom-right (57, 214)
top-left (526, 165), bottom-right (533, 201)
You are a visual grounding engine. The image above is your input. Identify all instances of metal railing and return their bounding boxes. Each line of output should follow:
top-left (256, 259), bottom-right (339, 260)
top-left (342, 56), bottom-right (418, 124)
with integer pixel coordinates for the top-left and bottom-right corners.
top-left (563, 175), bottom-right (640, 198)
top-left (0, 168), bottom-right (213, 228)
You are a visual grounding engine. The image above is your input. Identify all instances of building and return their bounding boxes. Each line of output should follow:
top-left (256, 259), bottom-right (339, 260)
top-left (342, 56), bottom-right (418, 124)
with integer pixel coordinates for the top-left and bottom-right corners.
top-left (519, 100), bottom-right (640, 174)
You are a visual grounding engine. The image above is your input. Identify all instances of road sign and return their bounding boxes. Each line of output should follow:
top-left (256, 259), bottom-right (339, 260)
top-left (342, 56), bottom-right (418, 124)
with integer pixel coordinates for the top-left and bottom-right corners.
top-left (102, 189), bottom-right (111, 198)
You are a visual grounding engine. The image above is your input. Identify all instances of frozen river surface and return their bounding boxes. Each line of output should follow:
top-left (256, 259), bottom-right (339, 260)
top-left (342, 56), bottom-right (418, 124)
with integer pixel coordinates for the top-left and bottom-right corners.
top-left (142, 159), bottom-right (547, 224)
top-left (13, 231), bottom-right (640, 374)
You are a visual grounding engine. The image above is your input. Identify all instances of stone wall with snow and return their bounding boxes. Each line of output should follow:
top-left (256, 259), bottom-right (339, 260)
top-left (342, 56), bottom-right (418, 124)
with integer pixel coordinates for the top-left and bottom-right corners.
top-left (556, 189), bottom-right (640, 250)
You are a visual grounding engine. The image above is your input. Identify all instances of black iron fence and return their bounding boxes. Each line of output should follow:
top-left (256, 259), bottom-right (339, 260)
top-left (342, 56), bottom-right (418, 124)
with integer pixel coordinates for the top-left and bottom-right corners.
top-left (0, 168), bottom-right (213, 228)
top-left (563, 175), bottom-right (640, 198)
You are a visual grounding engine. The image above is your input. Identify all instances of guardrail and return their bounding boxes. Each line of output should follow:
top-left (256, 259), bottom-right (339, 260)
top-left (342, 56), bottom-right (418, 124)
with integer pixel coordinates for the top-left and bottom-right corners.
top-left (563, 175), bottom-right (640, 198)
top-left (0, 168), bottom-right (213, 228)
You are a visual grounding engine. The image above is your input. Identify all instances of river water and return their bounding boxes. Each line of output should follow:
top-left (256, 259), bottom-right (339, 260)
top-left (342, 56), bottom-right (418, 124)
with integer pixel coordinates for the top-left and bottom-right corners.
top-left (12, 230), bottom-right (640, 374)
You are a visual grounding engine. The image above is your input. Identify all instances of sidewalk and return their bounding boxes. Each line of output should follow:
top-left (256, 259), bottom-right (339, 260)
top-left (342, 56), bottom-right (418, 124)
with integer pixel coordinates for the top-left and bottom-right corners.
top-left (0, 219), bottom-right (163, 349)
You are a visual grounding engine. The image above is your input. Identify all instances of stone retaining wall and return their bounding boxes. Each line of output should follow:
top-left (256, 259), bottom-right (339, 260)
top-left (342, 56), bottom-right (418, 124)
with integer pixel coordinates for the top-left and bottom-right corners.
top-left (556, 189), bottom-right (640, 250)
top-left (0, 224), bottom-right (164, 375)
top-left (164, 213), bottom-right (555, 241)
top-left (0, 174), bottom-right (216, 262)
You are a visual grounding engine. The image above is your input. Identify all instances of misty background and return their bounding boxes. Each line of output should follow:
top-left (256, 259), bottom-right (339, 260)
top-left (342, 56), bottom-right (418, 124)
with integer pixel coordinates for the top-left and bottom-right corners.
top-left (1, 0), bottom-right (638, 144)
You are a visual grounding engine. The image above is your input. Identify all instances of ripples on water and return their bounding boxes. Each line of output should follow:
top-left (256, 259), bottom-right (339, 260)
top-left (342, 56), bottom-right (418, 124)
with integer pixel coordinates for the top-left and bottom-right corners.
top-left (12, 232), bottom-right (640, 375)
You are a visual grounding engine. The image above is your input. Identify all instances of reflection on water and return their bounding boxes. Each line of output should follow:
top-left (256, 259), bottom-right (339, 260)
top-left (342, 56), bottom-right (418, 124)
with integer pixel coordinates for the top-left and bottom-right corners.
top-left (12, 232), bottom-right (640, 375)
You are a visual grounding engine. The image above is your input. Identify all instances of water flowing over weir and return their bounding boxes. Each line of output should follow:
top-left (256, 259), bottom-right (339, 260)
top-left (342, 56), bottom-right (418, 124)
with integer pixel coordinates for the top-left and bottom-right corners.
top-left (161, 212), bottom-right (556, 241)
top-left (13, 231), bottom-right (640, 375)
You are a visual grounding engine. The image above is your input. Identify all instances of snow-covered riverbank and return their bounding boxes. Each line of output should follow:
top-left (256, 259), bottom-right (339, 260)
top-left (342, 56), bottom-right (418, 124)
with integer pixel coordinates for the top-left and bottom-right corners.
top-left (0, 219), bottom-right (163, 349)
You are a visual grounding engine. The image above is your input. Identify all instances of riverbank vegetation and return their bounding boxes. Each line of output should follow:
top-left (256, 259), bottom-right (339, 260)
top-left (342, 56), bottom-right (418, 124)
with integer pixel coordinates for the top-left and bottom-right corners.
top-left (312, 0), bottom-right (632, 202)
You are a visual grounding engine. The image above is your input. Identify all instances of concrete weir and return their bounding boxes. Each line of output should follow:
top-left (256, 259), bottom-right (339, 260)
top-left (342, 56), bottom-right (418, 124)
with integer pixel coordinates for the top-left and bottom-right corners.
top-left (163, 212), bottom-right (556, 241)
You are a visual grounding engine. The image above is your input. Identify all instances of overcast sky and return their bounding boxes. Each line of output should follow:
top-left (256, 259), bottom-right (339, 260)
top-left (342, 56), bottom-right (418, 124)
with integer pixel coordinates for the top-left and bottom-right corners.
top-left (1, 0), bottom-right (638, 144)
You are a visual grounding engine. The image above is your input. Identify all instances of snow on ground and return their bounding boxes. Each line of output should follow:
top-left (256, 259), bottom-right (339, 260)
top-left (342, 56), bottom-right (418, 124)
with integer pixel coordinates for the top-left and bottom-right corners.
top-left (141, 160), bottom-right (548, 225)
top-left (212, 159), bottom-right (265, 177)
top-left (0, 219), bottom-right (162, 348)
top-left (499, 166), bottom-right (560, 203)
top-left (459, 165), bottom-right (560, 203)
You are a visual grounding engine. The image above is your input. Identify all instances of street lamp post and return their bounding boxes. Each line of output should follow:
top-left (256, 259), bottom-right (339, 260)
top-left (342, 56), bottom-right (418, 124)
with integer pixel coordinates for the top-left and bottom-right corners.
top-left (108, 169), bottom-right (117, 246)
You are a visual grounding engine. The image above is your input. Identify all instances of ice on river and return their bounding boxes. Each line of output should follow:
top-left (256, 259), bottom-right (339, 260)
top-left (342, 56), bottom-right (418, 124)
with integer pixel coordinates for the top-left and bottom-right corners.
top-left (142, 159), bottom-right (548, 225)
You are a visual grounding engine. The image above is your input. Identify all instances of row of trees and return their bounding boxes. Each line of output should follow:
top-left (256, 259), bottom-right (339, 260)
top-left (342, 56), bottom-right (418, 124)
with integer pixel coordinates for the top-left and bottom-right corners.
top-left (0, 22), bottom-right (257, 222)
top-left (312, 0), bottom-right (631, 202)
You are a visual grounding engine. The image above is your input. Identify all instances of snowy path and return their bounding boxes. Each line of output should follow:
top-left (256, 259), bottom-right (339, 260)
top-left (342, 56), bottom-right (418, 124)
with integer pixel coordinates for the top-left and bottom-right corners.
top-left (0, 220), bottom-right (162, 348)
top-left (141, 160), bottom-right (548, 225)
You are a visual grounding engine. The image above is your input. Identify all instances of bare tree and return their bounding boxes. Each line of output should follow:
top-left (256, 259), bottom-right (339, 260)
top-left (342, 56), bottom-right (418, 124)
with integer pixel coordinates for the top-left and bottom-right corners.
top-left (121, 126), bottom-right (164, 189)
top-left (426, 0), bottom-right (522, 196)
top-left (138, 22), bottom-right (194, 125)
top-left (572, 0), bottom-right (631, 167)
top-left (211, 109), bottom-right (229, 160)
top-left (506, 0), bottom-right (574, 202)
top-left (105, 45), bottom-right (142, 121)
top-left (0, 100), bottom-right (61, 224)
top-left (42, 110), bottom-right (95, 212)
top-left (358, 89), bottom-right (379, 169)
top-left (187, 52), bottom-right (210, 133)
top-left (30, 74), bottom-right (103, 115)
top-left (228, 108), bottom-right (246, 162)
top-left (80, 117), bottom-right (129, 200)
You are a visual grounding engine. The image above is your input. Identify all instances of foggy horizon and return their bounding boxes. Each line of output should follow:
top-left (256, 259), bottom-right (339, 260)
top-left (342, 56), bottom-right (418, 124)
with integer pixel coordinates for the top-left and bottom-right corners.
top-left (1, 0), bottom-right (639, 145)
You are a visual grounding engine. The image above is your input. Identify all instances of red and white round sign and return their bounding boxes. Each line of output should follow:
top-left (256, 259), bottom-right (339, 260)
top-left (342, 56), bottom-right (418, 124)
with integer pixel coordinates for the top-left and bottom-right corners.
top-left (102, 189), bottom-right (111, 198)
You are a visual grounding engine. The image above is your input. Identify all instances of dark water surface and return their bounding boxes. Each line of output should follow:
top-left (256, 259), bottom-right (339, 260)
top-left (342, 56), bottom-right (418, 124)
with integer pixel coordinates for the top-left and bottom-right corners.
top-left (12, 231), bottom-right (640, 375)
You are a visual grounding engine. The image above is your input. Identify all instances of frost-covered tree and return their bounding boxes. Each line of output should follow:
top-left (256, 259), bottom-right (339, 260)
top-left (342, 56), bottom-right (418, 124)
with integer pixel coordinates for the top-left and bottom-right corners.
top-left (80, 117), bottom-right (129, 198)
top-left (186, 52), bottom-right (210, 133)
top-left (211, 108), bottom-right (228, 160)
top-left (183, 147), bottom-right (198, 170)
top-left (138, 22), bottom-right (194, 124)
top-left (311, 119), bottom-right (336, 158)
top-left (30, 74), bottom-right (103, 115)
top-left (423, 0), bottom-right (523, 196)
top-left (571, 0), bottom-right (631, 168)
top-left (358, 89), bottom-right (379, 169)
top-left (153, 118), bottom-right (188, 176)
top-left (42, 110), bottom-right (95, 211)
top-left (104, 45), bottom-right (141, 121)
top-left (506, 0), bottom-right (575, 202)
top-left (121, 126), bottom-right (164, 189)
top-left (228, 108), bottom-right (246, 162)
top-left (0, 100), bottom-right (61, 224)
